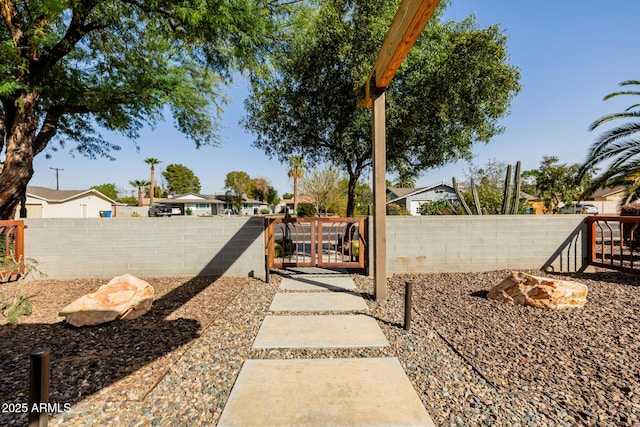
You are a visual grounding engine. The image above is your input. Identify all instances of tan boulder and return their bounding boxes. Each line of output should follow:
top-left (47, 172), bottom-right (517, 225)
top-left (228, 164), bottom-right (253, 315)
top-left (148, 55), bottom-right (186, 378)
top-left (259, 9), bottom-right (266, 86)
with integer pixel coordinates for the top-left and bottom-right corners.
top-left (59, 274), bottom-right (155, 326)
top-left (488, 271), bottom-right (587, 309)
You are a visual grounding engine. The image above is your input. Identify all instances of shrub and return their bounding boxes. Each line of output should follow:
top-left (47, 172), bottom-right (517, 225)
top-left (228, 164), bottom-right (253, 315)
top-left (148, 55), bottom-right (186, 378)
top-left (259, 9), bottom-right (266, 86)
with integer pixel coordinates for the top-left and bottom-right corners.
top-left (386, 203), bottom-right (410, 215)
top-left (620, 203), bottom-right (640, 216)
top-left (186, 207), bottom-right (193, 215)
top-left (260, 208), bottom-right (271, 215)
top-left (297, 203), bottom-right (316, 218)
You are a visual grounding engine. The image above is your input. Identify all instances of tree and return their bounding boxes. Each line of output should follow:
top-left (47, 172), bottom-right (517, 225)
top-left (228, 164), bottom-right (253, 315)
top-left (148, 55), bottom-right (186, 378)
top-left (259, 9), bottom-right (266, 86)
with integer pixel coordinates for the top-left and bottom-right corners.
top-left (287, 155), bottom-right (306, 215)
top-left (580, 80), bottom-right (640, 202)
top-left (301, 166), bottom-right (341, 216)
top-left (242, 0), bottom-right (520, 217)
top-left (266, 187), bottom-right (280, 206)
top-left (91, 183), bottom-right (119, 201)
top-left (130, 180), bottom-right (150, 207)
top-left (338, 177), bottom-right (372, 216)
top-left (162, 164), bottom-right (201, 194)
top-left (462, 159), bottom-right (510, 214)
top-left (145, 158), bottom-right (162, 206)
top-left (250, 177), bottom-right (270, 201)
top-left (224, 171), bottom-right (252, 212)
top-left (0, 0), bottom-right (294, 219)
top-left (526, 156), bottom-right (594, 212)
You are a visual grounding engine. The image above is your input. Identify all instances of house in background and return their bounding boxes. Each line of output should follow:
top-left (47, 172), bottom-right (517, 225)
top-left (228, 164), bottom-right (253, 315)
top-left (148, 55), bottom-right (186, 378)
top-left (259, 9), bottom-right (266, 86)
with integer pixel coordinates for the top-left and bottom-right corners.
top-left (154, 193), bottom-right (269, 216)
top-left (584, 186), bottom-right (626, 214)
top-left (387, 183), bottom-right (458, 216)
top-left (17, 186), bottom-right (116, 218)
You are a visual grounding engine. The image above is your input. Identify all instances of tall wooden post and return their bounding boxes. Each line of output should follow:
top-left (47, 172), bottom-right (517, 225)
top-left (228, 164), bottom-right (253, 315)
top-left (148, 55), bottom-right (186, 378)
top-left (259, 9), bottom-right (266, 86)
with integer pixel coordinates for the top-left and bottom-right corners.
top-left (372, 89), bottom-right (387, 301)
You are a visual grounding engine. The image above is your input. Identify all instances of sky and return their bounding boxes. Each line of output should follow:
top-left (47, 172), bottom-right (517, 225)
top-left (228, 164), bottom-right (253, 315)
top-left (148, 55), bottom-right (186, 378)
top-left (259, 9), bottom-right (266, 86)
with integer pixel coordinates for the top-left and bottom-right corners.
top-left (29, 0), bottom-right (640, 198)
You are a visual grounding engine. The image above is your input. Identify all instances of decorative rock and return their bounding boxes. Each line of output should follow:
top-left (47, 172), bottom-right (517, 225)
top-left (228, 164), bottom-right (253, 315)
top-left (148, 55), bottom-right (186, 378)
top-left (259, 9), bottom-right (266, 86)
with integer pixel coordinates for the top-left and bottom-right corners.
top-left (59, 274), bottom-right (155, 326)
top-left (487, 271), bottom-right (587, 309)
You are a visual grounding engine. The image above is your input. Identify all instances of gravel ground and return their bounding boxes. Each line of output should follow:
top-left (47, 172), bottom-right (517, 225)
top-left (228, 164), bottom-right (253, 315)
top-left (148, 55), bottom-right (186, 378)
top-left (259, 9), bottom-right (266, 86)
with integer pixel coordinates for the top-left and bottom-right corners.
top-left (0, 270), bottom-right (639, 426)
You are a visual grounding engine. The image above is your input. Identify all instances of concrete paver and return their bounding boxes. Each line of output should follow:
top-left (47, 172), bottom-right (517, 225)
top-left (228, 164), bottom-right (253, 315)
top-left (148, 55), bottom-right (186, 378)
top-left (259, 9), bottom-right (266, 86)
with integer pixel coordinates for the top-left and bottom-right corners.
top-left (217, 357), bottom-right (435, 427)
top-left (252, 314), bottom-right (389, 349)
top-left (280, 276), bottom-right (356, 291)
top-left (269, 292), bottom-right (368, 312)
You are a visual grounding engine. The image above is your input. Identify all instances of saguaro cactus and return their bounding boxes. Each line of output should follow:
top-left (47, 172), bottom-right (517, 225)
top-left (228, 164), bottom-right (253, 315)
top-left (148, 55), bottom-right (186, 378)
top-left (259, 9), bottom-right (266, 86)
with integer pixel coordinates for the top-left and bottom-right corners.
top-left (501, 164), bottom-right (513, 214)
top-left (510, 161), bottom-right (522, 214)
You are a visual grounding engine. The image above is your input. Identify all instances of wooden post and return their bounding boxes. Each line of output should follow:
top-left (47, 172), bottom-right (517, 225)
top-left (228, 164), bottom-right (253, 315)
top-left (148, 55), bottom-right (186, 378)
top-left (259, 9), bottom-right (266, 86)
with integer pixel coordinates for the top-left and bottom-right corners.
top-left (372, 89), bottom-right (387, 301)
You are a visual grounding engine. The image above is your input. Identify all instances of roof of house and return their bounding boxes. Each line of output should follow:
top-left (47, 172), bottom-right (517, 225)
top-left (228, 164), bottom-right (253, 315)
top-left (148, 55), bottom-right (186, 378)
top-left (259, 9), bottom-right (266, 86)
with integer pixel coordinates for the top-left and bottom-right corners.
top-left (27, 186), bottom-right (117, 204)
top-left (387, 183), bottom-right (456, 204)
top-left (588, 186), bottom-right (626, 199)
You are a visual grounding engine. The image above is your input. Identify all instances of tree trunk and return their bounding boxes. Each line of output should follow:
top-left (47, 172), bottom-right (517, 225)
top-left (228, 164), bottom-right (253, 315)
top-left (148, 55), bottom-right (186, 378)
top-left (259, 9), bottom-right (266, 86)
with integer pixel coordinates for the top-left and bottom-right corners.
top-left (346, 173), bottom-right (358, 218)
top-left (293, 177), bottom-right (298, 216)
top-left (137, 187), bottom-right (143, 207)
top-left (150, 165), bottom-right (155, 207)
top-left (0, 94), bottom-right (40, 220)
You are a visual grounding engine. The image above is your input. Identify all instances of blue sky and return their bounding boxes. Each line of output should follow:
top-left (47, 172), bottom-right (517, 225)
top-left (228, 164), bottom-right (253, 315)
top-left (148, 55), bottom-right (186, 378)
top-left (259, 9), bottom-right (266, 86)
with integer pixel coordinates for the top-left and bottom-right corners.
top-left (30, 0), bottom-right (640, 198)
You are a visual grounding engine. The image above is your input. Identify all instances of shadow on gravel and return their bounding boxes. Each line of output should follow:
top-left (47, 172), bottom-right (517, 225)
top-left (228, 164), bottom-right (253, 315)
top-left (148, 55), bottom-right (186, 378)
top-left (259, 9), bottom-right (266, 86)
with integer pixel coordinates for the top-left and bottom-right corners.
top-left (469, 290), bottom-right (488, 298)
top-left (0, 219), bottom-right (262, 425)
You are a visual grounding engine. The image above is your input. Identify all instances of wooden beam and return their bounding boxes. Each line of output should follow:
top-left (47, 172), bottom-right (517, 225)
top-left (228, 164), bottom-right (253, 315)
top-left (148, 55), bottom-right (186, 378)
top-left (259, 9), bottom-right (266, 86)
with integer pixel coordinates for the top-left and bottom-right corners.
top-left (372, 90), bottom-right (387, 301)
top-left (359, 0), bottom-right (441, 107)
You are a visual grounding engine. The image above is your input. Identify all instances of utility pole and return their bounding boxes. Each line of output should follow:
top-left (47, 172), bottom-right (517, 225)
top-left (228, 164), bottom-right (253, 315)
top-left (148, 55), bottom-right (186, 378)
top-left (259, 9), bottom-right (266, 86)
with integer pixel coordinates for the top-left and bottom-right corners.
top-left (49, 167), bottom-right (64, 190)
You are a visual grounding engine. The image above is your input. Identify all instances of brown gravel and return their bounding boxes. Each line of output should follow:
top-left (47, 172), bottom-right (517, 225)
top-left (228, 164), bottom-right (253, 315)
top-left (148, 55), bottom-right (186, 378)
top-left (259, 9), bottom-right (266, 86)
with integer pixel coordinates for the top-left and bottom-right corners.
top-left (1, 270), bottom-right (639, 426)
top-left (356, 270), bottom-right (640, 426)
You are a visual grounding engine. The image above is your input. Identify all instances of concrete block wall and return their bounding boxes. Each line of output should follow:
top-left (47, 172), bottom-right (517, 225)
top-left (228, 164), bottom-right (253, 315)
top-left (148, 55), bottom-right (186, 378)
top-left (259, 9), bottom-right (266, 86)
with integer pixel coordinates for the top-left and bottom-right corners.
top-left (384, 215), bottom-right (587, 274)
top-left (23, 217), bottom-right (266, 279)
top-left (21, 215), bottom-right (587, 280)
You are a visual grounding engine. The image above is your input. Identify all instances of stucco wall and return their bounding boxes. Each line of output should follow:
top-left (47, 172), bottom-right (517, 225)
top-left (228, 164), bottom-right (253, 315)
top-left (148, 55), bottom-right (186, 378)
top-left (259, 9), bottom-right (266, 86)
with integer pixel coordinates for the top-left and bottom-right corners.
top-left (22, 215), bottom-right (587, 280)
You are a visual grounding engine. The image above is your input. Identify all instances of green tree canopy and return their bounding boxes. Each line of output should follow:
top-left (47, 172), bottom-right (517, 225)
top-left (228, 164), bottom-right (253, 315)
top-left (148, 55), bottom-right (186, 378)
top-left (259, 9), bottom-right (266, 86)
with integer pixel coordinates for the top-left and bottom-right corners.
top-left (580, 80), bottom-right (640, 202)
top-left (162, 164), bottom-right (201, 194)
top-left (0, 0), bottom-right (294, 218)
top-left (224, 170), bottom-right (252, 211)
top-left (242, 0), bottom-right (520, 217)
top-left (91, 183), bottom-right (120, 201)
top-left (526, 156), bottom-right (595, 212)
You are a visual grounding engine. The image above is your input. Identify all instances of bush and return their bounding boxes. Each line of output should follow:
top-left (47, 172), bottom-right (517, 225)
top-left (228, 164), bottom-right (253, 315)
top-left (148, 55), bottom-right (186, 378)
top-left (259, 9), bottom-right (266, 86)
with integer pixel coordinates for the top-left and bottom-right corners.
top-left (386, 203), bottom-right (410, 215)
top-left (297, 203), bottom-right (317, 218)
top-left (260, 208), bottom-right (271, 215)
top-left (620, 203), bottom-right (640, 216)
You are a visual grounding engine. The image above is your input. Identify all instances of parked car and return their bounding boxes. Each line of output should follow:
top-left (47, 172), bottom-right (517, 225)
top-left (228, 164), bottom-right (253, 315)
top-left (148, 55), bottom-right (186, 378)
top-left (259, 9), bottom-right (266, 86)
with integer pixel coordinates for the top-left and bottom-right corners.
top-left (559, 203), bottom-right (598, 215)
top-left (148, 205), bottom-right (172, 217)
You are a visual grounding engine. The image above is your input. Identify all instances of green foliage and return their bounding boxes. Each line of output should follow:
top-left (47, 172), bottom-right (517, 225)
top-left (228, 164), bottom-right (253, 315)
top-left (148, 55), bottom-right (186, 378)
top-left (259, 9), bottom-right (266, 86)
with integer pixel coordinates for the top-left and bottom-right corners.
top-left (1, 294), bottom-right (32, 323)
top-left (418, 200), bottom-right (449, 215)
top-left (579, 80), bottom-right (640, 202)
top-left (266, 188), bottom-right (280, 206)
top-left (462, 159), bottom-right (509, 214)
top-left (525, 156), bottom-right (594, 212)
top-left (282, 193), bottom-right (294, 200)
top-left (243, 0), bottom-right (520, 217)
top-left (119, 196), bottom-right (138, 206)
top-left (162, 164), bottom-right (201, 194)
top-left (224, 171), bottom-right (252, 211)
top-left (386, 203), bottom-right (410, 216)
top-left (91, 183), bottom-right (120, 201)
top-left (0, 0), bottom-right (297, 218)
top-left (186, 207), bottom-right (193, 216)
top-left (296, 203), bottom-right (317, 218)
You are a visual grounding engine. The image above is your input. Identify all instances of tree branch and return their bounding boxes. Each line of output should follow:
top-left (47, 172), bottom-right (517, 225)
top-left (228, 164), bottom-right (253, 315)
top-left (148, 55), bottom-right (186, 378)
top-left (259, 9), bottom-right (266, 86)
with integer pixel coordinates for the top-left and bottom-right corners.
top-left (0, 0), bottom-right (25, 48)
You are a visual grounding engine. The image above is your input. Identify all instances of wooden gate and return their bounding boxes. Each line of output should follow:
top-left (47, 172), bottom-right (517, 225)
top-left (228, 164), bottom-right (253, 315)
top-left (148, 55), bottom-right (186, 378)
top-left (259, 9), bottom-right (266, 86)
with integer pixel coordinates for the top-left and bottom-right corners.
top-left (265, 217), bottom-right (367, 270)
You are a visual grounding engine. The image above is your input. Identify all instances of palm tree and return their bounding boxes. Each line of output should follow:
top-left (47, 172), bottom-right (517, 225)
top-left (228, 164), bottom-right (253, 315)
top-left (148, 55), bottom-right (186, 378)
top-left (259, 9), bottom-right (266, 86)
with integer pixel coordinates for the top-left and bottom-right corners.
top-left (581, 80), bottom-right (640, 201)
top-left (287, 155), bottom-right (306, 215)
top-left (145, 158), bottom-right (162, 206)
top-left (130, 180), bottom-right (150, 207)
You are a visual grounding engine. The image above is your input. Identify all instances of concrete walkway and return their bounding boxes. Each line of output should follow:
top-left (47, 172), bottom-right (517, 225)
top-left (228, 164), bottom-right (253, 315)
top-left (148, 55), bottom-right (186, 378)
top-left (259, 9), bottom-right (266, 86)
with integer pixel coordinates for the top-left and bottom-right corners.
top-left (218, 276), bottom-right (435, 427)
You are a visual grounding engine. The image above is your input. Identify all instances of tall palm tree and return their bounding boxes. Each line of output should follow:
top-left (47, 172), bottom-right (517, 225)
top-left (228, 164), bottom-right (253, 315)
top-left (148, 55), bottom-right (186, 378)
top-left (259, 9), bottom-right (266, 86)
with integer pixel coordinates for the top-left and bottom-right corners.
top-left (287, 155), bottom-right (306, 215)
top-left (581, 80), bottom-right (640, 201)
top-left (130, 180), bottom-right (150, 207)
top-left (145, 158), bottom-right (162, 206)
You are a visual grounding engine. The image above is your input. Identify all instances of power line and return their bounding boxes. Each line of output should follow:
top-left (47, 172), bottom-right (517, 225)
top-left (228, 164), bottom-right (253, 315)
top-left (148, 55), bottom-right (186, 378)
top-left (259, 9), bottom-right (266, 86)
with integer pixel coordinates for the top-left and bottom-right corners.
top-left (49, 167), bottom-right (64, 190)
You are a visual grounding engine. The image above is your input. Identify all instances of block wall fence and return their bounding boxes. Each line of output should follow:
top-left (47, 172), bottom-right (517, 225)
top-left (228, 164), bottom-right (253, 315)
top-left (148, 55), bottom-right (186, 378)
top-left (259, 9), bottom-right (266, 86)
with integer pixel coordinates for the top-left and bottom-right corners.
top-left (22, 215), bottom-right (587, 280)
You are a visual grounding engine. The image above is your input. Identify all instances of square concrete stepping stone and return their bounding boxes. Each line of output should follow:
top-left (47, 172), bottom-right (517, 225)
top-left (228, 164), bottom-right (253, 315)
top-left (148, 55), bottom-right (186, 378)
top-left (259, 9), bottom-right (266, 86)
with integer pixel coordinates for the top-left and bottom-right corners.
top-left (218, 358), bottom-right (435, 427)
top-left (270, 292), bottom-right (368, 312)
top-left (252, 315), bottom-right (389, 349)
top-left (280, 276), bottom-right (356, 291)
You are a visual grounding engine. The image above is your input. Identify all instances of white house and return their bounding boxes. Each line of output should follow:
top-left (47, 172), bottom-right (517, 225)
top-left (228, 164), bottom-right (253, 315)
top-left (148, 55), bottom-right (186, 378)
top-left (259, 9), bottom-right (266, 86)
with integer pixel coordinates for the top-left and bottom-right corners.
top-left (387, 183), bottom-right (458, 216)
top-left (18, 186), bottom-right (117, 218)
